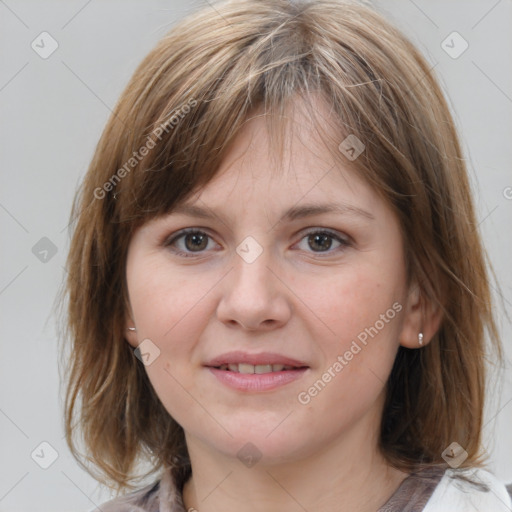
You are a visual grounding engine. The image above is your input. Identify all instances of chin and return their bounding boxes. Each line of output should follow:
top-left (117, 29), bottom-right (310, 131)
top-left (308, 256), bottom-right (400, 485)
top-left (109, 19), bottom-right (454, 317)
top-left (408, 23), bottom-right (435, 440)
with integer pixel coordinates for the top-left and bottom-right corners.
top-left (189, 416), bottom-right (310, 466)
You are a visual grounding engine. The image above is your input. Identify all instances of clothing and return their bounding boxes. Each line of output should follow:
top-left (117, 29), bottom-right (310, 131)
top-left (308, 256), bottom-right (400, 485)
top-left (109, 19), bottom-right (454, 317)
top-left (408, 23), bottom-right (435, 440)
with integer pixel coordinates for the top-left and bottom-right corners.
top-left (96, 465), bottom-right (512, 512)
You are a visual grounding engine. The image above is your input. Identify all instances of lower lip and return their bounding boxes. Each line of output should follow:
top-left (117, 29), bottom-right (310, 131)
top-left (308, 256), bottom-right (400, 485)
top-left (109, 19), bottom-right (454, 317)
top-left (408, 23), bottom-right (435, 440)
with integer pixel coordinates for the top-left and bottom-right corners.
top-left (207, 367), bottom-right (308, 392)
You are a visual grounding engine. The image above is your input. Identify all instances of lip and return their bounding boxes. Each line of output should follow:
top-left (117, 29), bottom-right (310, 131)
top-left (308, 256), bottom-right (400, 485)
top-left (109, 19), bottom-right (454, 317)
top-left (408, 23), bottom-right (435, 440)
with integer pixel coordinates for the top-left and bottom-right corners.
top-left (204, 351), bottom-right (309, 392)
top-left (204, 351), bottom-right (308, 368)
top-left (208, 367), bottom-right (309, 392)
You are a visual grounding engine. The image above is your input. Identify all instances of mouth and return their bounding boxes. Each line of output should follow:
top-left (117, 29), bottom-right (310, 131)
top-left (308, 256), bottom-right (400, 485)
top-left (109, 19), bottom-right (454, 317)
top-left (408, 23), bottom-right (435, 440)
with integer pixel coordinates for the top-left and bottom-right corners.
top-left (205, 352), bottom-right (309, 392)
top-left (213, 363), bottom-right (307, 374)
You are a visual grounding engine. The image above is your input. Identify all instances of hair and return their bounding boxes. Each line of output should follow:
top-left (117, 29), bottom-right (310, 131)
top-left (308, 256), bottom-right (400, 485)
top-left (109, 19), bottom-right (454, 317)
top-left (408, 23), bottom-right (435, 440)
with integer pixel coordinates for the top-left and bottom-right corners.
top-left (60, 0), bottom-right (503, 493)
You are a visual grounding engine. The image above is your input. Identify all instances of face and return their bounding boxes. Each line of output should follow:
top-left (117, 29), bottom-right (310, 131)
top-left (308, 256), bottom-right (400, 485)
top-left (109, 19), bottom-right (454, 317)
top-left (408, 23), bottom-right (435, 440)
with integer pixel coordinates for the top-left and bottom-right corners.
top-left (125, 99), bottom-right (417, 466)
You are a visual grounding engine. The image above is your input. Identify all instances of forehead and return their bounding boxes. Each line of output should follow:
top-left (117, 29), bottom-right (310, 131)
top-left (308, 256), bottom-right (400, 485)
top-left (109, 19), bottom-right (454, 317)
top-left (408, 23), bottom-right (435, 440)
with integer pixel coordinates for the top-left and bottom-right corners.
top-left (181, 98), bottom-right (377, 216)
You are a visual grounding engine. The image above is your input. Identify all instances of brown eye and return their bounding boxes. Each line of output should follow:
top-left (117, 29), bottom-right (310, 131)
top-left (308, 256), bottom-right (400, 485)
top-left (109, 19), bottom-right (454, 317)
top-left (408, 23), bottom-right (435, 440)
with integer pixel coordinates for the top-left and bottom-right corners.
top-left (183, 232), bottom-right (208, 251)
top-left (165, 229), bottom-right (216, 257)
top-left (296, 229), bottom-right (350, 255)
top-left (307, 233), bottom-right (334, 252)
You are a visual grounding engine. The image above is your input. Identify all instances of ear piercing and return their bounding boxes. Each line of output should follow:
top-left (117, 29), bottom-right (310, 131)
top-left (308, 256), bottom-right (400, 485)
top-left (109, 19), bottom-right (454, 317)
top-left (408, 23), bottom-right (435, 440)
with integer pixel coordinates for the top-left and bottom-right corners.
top-left (127, 327), bottom-right (136, 332)
top-left (418, 332), bottom-right (424, 346)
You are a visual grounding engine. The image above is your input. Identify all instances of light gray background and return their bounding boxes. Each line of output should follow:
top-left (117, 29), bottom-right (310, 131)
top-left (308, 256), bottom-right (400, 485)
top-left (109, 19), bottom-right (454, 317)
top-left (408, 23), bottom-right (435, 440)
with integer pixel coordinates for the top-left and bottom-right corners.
top-left (0, 1), bottom-right (511, 511)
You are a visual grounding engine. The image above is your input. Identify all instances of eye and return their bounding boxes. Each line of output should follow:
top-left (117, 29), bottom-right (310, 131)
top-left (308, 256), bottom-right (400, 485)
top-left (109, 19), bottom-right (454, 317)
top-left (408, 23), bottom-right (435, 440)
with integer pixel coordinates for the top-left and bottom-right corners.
top-left (165, 228), bottom-right (351, 258)
top-left (165, 229), bottom-right (218, 257)
top-left (295, 229), bottom-right (351, 255)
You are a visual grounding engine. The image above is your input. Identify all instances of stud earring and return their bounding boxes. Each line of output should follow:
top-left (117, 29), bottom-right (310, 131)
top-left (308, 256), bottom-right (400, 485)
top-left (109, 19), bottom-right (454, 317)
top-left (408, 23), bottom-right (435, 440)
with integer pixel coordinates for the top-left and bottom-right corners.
top-left (418, 332), bottom-right (424, 346)
top-left (127, 327), bottom-right (136, 332)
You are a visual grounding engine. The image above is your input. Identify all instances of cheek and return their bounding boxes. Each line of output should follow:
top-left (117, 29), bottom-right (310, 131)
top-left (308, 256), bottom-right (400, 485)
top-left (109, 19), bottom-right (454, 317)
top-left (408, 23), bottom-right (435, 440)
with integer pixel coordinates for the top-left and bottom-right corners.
top-left (300, 261), bottom-right (404, 343)
top-left (128, 257), bottom-right (219, 340)
top-left (129, 288), bottom-right (213, 428)
top-left (296, 292), bottom-right (402, 438)
top-left (126, 260), bottom-right (214, 412)
top-left (296, 263), bottom-right (404, 403)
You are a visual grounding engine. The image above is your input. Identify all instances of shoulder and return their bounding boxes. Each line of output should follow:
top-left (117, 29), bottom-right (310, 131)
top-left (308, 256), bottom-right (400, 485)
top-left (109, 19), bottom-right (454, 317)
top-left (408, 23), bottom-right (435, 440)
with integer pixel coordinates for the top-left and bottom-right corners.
top-left (91, 468), bottom-right (185, 512)
top-left (424, 467), bottom-right (512, 512)
top-left (93, 480), bottom-right (161, 512)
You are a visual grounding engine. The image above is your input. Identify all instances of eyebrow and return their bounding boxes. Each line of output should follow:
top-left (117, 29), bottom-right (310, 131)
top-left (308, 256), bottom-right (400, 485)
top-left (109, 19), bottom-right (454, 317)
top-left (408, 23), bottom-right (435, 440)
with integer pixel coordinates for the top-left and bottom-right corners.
top-left (170, 201), bottom-right (375, 222)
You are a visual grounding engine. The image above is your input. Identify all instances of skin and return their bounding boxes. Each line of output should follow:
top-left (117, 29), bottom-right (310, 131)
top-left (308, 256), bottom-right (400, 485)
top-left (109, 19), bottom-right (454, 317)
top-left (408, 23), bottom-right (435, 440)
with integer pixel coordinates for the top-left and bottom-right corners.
top-left (125, 97), bottom-right (442, 512)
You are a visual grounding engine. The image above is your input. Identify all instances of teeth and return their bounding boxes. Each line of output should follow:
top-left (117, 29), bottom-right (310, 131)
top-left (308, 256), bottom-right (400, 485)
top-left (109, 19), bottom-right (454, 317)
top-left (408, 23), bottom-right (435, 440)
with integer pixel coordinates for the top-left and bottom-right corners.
top-left (217, 363), bottom-right (297, 373)
top-left (255, 364), bottom-right (272, 374)
top-left (238, 363), bottom-right (255, 374)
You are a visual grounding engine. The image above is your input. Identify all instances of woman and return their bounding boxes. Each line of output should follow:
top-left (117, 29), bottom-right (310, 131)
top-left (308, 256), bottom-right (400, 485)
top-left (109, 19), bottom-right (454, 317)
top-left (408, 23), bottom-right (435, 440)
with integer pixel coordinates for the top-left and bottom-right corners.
top-left (62, 0), bottom-right (512, 510)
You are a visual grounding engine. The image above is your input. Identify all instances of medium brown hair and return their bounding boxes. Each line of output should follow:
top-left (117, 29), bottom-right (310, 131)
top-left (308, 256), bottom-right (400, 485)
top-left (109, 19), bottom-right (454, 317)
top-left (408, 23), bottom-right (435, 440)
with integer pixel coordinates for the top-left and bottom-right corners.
top-left (60, 0), bottom-right (503, 492)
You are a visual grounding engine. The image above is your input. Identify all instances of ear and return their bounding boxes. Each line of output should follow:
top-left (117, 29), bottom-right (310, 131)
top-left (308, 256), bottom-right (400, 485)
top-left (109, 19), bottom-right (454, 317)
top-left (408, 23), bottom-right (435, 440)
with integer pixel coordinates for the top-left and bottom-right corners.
top-left (125, 325), bottom-right (139, 348)
top-left (398, 280), bottom-right (443, 349)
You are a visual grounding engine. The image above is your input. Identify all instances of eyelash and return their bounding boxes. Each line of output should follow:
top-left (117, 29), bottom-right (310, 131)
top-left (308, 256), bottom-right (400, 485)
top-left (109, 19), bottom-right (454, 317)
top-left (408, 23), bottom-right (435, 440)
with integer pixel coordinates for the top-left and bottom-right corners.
top-left (164, 228), bottom-right (351, 258)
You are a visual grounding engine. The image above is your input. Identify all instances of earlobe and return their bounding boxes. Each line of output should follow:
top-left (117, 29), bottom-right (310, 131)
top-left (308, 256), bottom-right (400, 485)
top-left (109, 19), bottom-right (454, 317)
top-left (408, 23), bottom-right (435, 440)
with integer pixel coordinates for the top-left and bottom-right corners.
top-left (125, 326), bottom-right (139, 348)
top-left (124, 300), bottom-right (139, 348)
top-left (398, 283), bottom-right (443, 349)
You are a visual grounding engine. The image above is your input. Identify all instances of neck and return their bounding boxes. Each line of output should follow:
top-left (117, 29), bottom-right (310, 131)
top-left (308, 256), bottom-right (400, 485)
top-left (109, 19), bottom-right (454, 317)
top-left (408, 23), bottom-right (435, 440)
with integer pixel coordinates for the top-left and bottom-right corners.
top-left (182, 419), bottom-right (408, 512)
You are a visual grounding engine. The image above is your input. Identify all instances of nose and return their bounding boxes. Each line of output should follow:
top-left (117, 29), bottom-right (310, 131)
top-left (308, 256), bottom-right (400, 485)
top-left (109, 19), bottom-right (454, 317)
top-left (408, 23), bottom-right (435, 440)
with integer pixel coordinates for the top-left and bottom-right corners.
top-left (215, 248), bottom-right (292, 332)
